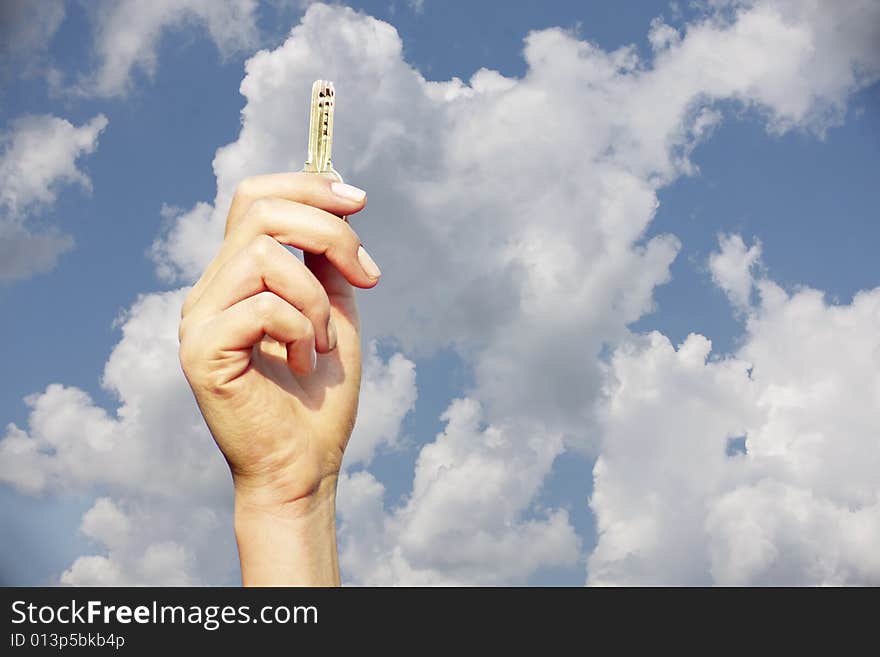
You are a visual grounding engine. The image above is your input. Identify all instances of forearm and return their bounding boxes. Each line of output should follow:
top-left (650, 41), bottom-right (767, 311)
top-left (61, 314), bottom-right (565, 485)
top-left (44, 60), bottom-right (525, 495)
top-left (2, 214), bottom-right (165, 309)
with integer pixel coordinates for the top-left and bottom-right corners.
top-left (233, 476), bottom-right (340, 586)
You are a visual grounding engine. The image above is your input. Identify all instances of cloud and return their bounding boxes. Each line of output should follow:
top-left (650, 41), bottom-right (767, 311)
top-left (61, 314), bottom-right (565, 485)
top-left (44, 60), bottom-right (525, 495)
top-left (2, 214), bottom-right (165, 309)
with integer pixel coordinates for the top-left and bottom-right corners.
top-left (0, 227), bottom-right (75, 284)
top-left (0, 115), bottom-right (109, 217)
top-left (4, 1), bottom-right (879, 584)
top-left (60, 498), bottom-right (207, 586)
top-left (650, 0), bottom-right (880, 135)
top-left (0, 285), bottom-right (414, 584)
top-left (338, 398), bottom-right (581, 584)
top-left (342, 343), bottom-right (417, 469)
top-left (0, 289), bottom-right (240, 584)
top-left (1, 0), bottom-right (261, 98)
top-left (151, 1), bottom-right (878, 583)
top-left (589, 235), bottom-right (880, 585)
top-left (0, 290), bottom-right (225, 498)
top-left (78, 0), bottom-right (260, 97)
top-left (0, 0), bottom-right (65, 81)
top-left (0, 113), bottom-right (108, 282)
top-left (708, 233), bottom-right (762, 311)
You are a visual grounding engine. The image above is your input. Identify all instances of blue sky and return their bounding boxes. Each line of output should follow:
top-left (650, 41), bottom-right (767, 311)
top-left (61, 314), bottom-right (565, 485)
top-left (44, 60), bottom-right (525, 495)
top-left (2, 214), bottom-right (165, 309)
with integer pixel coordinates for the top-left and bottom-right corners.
top-left (1, 1), bottom-right (878, 586)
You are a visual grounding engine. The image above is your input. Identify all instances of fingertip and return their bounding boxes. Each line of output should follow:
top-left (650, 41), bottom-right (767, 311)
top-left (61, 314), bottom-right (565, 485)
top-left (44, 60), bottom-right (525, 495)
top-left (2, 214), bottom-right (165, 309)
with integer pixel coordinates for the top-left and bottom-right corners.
top-left (287, 340), bottom-right (316, 376)
top-left (353, 276), bottom-right (380, 290)
top-left (330, 181), bottom-right (366, 203)
top-left (356, 245), bottom-right (381, 281)
top-left (325, 244), bottom-right (381, 290)
top-left (335, 264), bottom-right (378, 290)
top-left (327, 317), bottom-right (338, 351)
top-left (329, 181), bottom-right (368, 215)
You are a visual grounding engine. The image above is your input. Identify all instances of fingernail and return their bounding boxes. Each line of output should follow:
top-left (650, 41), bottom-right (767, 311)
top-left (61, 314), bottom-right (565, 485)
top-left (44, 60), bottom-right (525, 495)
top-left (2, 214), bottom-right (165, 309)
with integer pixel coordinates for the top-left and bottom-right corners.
top-left (327, 317), bottom-right (338, 351)
top-left (310, 344), bottom-right (317, 371)
top-left (331, 182), bottom-right (366, 203)
top-left (357, 245), bottom-right (381, 279)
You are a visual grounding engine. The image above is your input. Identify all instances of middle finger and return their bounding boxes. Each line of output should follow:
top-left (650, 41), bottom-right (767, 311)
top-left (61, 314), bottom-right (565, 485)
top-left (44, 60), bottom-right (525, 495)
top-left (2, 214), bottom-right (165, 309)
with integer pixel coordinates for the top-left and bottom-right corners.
top-left (183, 233), bottom-right (337, 353)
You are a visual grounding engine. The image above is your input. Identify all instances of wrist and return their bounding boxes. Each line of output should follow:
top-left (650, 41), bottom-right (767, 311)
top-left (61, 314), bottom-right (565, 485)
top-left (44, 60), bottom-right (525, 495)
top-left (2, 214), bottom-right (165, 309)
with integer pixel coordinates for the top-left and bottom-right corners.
top-left (233, 475), bottom-right (340, 586)
top-left (233, 470), bottom-right (339, 519)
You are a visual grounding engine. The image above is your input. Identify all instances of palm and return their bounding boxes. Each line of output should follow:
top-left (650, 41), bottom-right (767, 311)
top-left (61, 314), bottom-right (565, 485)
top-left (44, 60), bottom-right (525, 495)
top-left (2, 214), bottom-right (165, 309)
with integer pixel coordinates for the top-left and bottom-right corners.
top-left (197, 295), bottom-right (361, 494)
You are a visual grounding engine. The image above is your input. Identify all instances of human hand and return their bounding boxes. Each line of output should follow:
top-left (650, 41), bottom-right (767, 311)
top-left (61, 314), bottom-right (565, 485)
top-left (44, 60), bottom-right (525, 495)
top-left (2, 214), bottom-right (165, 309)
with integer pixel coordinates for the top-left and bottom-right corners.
top-left (178, 173), bottom-right (380, 585)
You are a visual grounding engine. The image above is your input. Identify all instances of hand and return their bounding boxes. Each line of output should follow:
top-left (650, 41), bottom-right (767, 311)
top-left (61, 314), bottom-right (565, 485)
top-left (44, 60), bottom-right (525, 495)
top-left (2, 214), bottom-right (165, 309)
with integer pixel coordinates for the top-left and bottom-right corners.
top-left (178, 173), bottom-right (381, 585)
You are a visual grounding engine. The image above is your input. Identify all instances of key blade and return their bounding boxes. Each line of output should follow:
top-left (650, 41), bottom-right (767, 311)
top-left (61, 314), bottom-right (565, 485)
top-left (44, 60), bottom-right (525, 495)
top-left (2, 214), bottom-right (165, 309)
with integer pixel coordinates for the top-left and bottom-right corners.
top-left (304, 79), bottom-right (338, 179)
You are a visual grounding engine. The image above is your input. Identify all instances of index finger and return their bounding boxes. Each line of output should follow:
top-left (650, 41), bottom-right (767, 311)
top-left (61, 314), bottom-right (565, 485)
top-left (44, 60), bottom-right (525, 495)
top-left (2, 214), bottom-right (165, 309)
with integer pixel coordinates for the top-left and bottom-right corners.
top-left (226, 172), bottom-right (367, 236)
top-left (184, 197), bottom-right (378, 320)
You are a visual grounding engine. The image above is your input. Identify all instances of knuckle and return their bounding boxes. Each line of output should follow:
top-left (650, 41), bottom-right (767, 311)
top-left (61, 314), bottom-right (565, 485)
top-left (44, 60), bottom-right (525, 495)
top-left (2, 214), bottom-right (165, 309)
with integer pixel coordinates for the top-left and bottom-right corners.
top-left (328, 220), bottom-right (360, 256)
top-left (253, 291), bottom-right (278, 321)
top-left (178, 329), bottom-right (231, 399)
top-left (300, 315), bottom-right (316, 341)
top-left (307, 286), bottom-right (331, 323)
top-left (181, 286), bottom-right (200, 319)
top-left (248, 233), bottom-right (277, 265)
top-left (234, 176), bottom-right (257, 202)
top-left (345, 224), bottom-right (362, 251)
top-left (247, 197), bottom-right (273, 222)
top-left (178, 334), bottom-right (200, 370)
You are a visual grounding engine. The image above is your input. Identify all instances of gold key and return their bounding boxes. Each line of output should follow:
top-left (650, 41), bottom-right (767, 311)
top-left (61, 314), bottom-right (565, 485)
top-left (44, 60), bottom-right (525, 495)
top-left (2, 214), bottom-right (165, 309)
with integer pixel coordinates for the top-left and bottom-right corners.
top-left (302, 79), bottom-right (343, 183)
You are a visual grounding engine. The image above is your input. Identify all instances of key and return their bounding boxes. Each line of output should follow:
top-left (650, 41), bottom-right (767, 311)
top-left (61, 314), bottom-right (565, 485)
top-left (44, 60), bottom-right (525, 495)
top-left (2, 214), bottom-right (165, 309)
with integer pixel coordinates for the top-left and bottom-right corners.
top-left (302, 79), bottom-right (343, 183)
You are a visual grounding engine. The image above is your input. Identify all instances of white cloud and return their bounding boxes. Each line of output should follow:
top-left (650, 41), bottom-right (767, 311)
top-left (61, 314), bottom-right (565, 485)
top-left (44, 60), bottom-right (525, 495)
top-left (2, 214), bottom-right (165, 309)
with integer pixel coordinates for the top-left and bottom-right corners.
top-left (589, 236), bottom-right (880, 585)
top-left (80, 498), bottom-right (132, 550)
top-left (0, 0), bottom-right (65, 80)
top-left (62, 495), bottom-right (206, 585)
top-left (338, 399), bottom-right (581, 584)
top-left (0, 285), bottom-right (413, 584)
top-left (62, 505), bottom-right (198, 586)
top-left (0, 290), bottom-right (237, 584)
top-left (342, 343), bottom-right (417, 469)
top-left (649, 0), bottom-right (880, 135)
top-left (60, 556), bottom-right (124, 587)
top-left (0, 114), bottom-right (108, 216)
top-left (0, 290), bottom-right (223, 498)
top-left (151, 1), bottom-right (878, 583)
top-left (4, 1), bottom-right (880, 585)
top-left (62, 499), bottom-right (199, 586)
top-left (79, 0), bottom-right (260, 97)
top-left (1, 0), bottom-right (262, 98)
top-left (708, 233), bottom-right (762, 311)
top-left (0, 113), bottom-right (107, 281)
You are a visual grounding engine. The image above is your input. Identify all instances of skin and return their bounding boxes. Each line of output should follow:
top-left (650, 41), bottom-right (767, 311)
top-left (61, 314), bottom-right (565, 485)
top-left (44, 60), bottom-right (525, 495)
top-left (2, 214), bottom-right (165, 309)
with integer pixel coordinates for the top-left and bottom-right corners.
top-left (178, 172), bottom-right (380, 586)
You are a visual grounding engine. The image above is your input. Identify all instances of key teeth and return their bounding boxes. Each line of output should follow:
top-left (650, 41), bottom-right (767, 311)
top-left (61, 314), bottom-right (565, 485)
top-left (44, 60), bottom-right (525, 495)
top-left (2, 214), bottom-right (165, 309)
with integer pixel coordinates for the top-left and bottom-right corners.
top-left (305, 79), bottom-right (338, 177)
